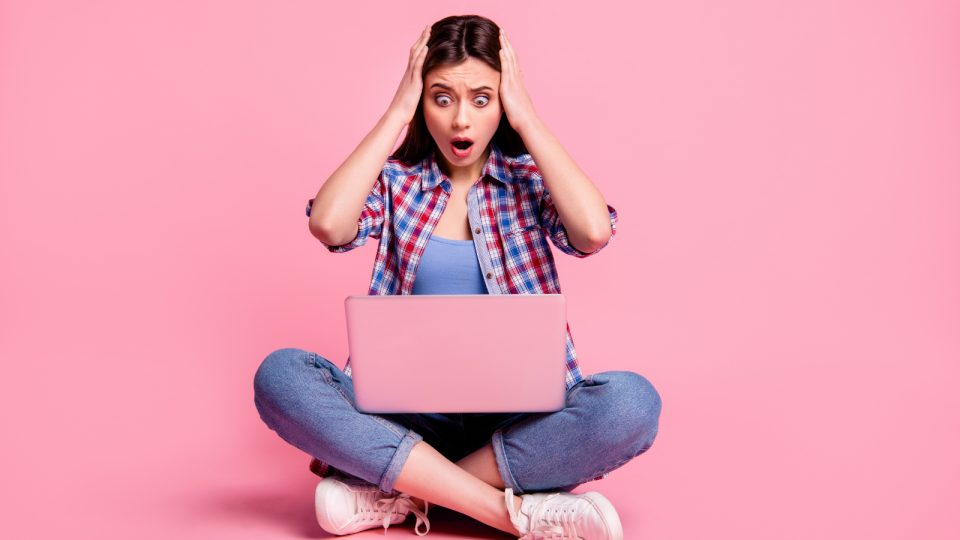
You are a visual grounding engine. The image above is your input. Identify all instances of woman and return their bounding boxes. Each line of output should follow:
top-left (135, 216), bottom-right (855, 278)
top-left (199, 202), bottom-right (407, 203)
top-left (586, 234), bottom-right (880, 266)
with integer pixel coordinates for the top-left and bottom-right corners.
top-left (254, 15), bottom-right (661, 540)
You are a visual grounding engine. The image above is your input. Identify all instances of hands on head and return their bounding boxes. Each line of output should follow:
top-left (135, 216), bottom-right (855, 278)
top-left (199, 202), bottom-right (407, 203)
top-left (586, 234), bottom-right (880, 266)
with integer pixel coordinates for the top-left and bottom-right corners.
top-left (496, 29), bottom-right (538, 135)
top-left (387, 25), bottom-right (539, 135)
top-left (387, 25), bottom-right (431, 125)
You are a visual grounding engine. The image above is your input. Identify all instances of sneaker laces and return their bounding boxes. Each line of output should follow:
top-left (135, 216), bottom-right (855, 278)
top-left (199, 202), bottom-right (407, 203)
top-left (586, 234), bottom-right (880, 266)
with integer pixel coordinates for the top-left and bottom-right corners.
top-left (364, 491), bottom-right (430, 536)
top-left (505, 488), bottom-right (578, 540)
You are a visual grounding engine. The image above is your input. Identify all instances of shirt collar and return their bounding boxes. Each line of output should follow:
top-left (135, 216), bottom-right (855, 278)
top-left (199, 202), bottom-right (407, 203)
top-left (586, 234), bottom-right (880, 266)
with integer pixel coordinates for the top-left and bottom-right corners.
top-left (419, 142), bottom-right (513, 191)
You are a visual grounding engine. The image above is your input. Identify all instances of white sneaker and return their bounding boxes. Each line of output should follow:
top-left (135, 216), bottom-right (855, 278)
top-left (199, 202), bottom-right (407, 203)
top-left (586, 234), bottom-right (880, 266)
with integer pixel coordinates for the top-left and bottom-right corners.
top-left (315, 476), bottom-right (430, 536)
top-left (504, 488), bottom-right (623, 540)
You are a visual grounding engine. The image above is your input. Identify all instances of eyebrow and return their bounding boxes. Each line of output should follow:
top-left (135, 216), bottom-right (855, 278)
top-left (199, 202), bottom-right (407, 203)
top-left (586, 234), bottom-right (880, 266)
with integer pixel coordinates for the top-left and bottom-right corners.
top-left (429, 83), bottom-right (495, 93)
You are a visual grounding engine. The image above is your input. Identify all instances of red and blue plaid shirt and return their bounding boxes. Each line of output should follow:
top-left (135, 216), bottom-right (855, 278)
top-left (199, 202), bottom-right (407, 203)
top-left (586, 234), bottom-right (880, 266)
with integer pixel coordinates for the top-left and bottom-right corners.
top-left (307, 142), bottom-right (618, 387)
top-left (304, 142), bottom-right (618, 481)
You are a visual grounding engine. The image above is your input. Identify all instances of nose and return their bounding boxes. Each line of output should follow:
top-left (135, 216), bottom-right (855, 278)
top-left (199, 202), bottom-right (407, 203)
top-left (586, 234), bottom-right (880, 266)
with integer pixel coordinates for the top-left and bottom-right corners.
top-left (452, 102), bottom-right (471, 129)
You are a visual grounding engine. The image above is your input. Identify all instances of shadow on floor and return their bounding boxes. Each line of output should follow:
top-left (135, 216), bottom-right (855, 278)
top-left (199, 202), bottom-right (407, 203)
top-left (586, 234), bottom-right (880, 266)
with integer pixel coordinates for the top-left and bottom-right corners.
top-left (416, 506), bottom-right (515, 539)
top-left (192, 485), bottom-right (329, 538)
top-left (185, 484), bottom-right (514, 539)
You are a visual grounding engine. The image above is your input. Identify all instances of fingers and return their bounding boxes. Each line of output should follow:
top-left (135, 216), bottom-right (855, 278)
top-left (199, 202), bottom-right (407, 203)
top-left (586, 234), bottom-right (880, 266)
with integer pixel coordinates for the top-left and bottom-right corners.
top-left (502, 30), bottom-right (518, 63)
top-left (498, 30), bottom-right (519, 78)
top-left (410, 25), bottom-right (431, 61)
top-left (411, 25), bottom-right (430, 54)
top-left (498, 34), bottom-right (511, 77)
top-left (406, 25), bottom-right (430, 84)
top-left (412, 36), bottom-right (429, 79)
top-left (502, 30), bottom-right (518, 62)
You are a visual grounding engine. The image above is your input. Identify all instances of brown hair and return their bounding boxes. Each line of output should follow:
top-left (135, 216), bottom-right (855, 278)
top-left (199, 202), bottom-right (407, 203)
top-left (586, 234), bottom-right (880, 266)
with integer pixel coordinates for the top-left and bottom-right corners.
top-left (391, 15), bottom-right (528, 165)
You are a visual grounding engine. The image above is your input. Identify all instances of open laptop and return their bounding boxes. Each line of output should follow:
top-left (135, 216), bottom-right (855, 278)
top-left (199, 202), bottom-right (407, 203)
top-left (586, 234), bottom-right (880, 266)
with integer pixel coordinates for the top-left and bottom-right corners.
top-left (344, 294), bottom-right (568, 414)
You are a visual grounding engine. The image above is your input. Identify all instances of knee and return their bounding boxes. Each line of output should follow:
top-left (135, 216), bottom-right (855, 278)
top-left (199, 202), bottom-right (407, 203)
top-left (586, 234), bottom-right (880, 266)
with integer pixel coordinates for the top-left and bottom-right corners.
top-left (253, 348), bottom-right (309, 407)
top-left (591, 371), bottom-right (662, 451)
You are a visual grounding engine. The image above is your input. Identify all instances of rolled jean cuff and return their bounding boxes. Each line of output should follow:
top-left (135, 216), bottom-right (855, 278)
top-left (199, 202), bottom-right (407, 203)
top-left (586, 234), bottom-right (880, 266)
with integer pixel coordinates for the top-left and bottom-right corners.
top-left (378, 429), bottom-right (423, 493)
top-left (492, 429), bottom-right (524, 495)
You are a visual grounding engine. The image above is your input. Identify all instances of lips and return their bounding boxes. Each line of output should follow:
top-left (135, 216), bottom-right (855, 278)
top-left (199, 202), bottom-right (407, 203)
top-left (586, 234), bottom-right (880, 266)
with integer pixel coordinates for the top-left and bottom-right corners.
top-left (450, 136), bottom-right (474, 158)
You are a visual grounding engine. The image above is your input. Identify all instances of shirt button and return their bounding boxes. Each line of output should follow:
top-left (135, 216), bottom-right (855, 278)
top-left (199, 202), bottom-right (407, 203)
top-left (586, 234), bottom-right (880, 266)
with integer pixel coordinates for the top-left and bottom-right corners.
top-left (486, 273), bottom-right (493, 279)
top-left (475, 228), bottom-right (481, 234)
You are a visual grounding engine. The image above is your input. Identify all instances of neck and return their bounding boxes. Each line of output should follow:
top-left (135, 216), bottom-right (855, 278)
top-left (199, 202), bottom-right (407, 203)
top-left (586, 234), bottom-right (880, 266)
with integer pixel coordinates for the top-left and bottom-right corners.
top-left (437, 145), bottom-right (490, 185)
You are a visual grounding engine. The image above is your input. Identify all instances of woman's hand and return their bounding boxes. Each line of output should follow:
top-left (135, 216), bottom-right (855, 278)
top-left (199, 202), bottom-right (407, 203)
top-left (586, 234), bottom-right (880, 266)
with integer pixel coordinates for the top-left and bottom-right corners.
top-left (496, 29), bottom-right (612, 253)
top-left (498, 30), bottom-right (539, 135)
top-left (311, 25), bottom-right (430, 246)
top-left (386, 25), bottom-right (431, 125)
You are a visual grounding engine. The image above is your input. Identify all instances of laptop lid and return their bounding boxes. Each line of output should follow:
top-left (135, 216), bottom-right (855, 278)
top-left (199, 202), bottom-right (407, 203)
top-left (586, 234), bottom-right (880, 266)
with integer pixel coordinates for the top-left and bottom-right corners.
top-left (344, 294), bottom-right (568, 414)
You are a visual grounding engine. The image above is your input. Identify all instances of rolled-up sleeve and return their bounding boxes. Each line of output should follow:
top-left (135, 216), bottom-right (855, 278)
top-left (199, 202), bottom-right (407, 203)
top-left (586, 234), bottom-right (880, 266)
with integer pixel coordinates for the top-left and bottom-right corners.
top-left (539, 186), bottom-right (618, 258)
top-left (306, 175), bottom-right (385, 253)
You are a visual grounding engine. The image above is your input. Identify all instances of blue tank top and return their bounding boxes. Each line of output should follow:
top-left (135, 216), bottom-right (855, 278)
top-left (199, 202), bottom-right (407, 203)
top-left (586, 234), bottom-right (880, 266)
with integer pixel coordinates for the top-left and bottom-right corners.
top-left (411, 235), bottom-right (488, 295)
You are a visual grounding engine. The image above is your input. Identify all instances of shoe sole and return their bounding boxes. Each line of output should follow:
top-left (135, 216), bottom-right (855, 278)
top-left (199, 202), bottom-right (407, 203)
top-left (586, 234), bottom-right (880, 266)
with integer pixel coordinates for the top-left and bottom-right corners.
top-left (581, 492), bottom-right (624, 540)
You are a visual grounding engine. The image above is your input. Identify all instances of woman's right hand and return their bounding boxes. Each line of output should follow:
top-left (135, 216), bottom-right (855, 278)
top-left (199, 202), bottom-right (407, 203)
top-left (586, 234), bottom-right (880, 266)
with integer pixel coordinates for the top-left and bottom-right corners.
top-left (386, 25), bottom-right (431, 125)
top-left (309, 26), bottom-right (431, 246)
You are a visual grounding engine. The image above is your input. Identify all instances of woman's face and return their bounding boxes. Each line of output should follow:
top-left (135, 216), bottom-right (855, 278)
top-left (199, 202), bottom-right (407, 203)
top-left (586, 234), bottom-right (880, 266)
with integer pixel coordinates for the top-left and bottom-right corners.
top-left (422, 57), bottom-right (503, 173)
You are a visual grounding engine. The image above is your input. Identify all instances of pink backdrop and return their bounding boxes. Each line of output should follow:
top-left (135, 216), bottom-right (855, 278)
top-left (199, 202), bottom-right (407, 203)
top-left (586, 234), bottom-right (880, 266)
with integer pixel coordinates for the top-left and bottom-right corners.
top-left (1, 1), bottom-right (958, 538)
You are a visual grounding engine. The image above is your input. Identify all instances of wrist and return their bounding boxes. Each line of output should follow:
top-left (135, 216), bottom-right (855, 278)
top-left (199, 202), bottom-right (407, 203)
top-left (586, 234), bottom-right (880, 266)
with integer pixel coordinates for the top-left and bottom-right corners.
top-left (512, 113), bottom-right (543, 140)
top-left (380, 109), bottom-right (411, 131)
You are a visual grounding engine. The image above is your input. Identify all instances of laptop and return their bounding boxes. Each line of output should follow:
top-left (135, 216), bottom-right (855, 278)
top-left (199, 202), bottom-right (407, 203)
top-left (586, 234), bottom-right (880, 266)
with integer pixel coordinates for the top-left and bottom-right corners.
top-left (344, 294), bottom-right (568, 414)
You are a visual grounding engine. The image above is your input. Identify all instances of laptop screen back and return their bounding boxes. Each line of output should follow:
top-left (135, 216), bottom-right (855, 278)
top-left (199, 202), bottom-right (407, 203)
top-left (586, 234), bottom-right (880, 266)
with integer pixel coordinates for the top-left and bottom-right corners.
top-left (344, 294), bottom-right (568, 414)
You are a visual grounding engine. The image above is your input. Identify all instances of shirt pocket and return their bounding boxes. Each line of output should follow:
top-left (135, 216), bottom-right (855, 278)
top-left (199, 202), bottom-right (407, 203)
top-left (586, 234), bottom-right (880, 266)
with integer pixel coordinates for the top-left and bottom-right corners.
top-left (507, 224), bottom-right (540, 237)
top-left (504, 224), bottom-right (550, 264)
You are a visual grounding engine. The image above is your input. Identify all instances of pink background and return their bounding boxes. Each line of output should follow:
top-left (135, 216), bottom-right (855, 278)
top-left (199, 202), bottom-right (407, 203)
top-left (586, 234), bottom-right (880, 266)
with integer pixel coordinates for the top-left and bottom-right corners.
top-left (1, 0), bottom-right (958, 538)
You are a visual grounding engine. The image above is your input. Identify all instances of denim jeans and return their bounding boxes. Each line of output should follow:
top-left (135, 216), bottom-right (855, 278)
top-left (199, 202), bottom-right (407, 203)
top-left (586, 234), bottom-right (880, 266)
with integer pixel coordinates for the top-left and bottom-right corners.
top-left (254, 348), bottom-right (661, 494)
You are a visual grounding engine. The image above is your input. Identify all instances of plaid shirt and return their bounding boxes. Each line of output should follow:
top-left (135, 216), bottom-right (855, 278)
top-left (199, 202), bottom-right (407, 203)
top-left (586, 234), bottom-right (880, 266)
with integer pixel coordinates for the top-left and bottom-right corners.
top-left (305, 142), bottom-right (618, 482)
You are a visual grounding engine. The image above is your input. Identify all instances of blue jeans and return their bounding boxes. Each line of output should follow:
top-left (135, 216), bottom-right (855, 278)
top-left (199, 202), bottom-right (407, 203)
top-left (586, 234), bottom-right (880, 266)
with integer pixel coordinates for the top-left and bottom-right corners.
top-left (254, 348), bottom-right (661, 494)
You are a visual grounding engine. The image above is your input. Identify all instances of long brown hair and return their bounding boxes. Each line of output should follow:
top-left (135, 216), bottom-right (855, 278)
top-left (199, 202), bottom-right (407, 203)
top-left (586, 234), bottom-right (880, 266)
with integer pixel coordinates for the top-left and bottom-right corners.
top-left (391, 15), bottom-right (528, 165)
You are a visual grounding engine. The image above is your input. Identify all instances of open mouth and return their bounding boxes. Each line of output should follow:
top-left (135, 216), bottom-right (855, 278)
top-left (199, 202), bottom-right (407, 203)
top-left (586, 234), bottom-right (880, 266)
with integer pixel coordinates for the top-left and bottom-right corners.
top-left (451, 137), bottom-right (474, 158)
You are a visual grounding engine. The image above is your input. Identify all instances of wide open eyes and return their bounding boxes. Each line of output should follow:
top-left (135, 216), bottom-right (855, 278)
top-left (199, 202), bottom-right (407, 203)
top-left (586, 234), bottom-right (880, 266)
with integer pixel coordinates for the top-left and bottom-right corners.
top-left (434, 94), bottom-right (491, 107)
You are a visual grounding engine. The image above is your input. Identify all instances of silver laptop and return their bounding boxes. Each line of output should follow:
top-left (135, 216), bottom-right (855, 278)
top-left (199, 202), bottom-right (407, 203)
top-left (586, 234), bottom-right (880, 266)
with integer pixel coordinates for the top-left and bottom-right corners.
top-left (344, 294), bottom-right (568, 413)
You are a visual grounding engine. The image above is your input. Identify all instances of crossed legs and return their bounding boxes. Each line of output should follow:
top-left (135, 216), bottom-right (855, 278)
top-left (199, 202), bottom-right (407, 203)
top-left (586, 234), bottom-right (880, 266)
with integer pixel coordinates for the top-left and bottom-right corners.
top-left (254, 348), bottom-right (662, 535)
top-left (397, 441), bottom-right (523, 534)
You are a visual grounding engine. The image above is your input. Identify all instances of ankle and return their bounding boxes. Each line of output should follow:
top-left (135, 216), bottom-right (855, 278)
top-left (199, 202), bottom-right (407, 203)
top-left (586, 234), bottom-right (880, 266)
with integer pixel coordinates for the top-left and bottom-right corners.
top-left (508, 494), bottom-right (525, 536)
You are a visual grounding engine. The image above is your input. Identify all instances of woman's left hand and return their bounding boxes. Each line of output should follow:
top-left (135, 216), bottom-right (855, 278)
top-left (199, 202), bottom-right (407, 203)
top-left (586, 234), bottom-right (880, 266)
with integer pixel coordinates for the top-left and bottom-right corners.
top-left (498, 30), bottom-right (539, 134)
